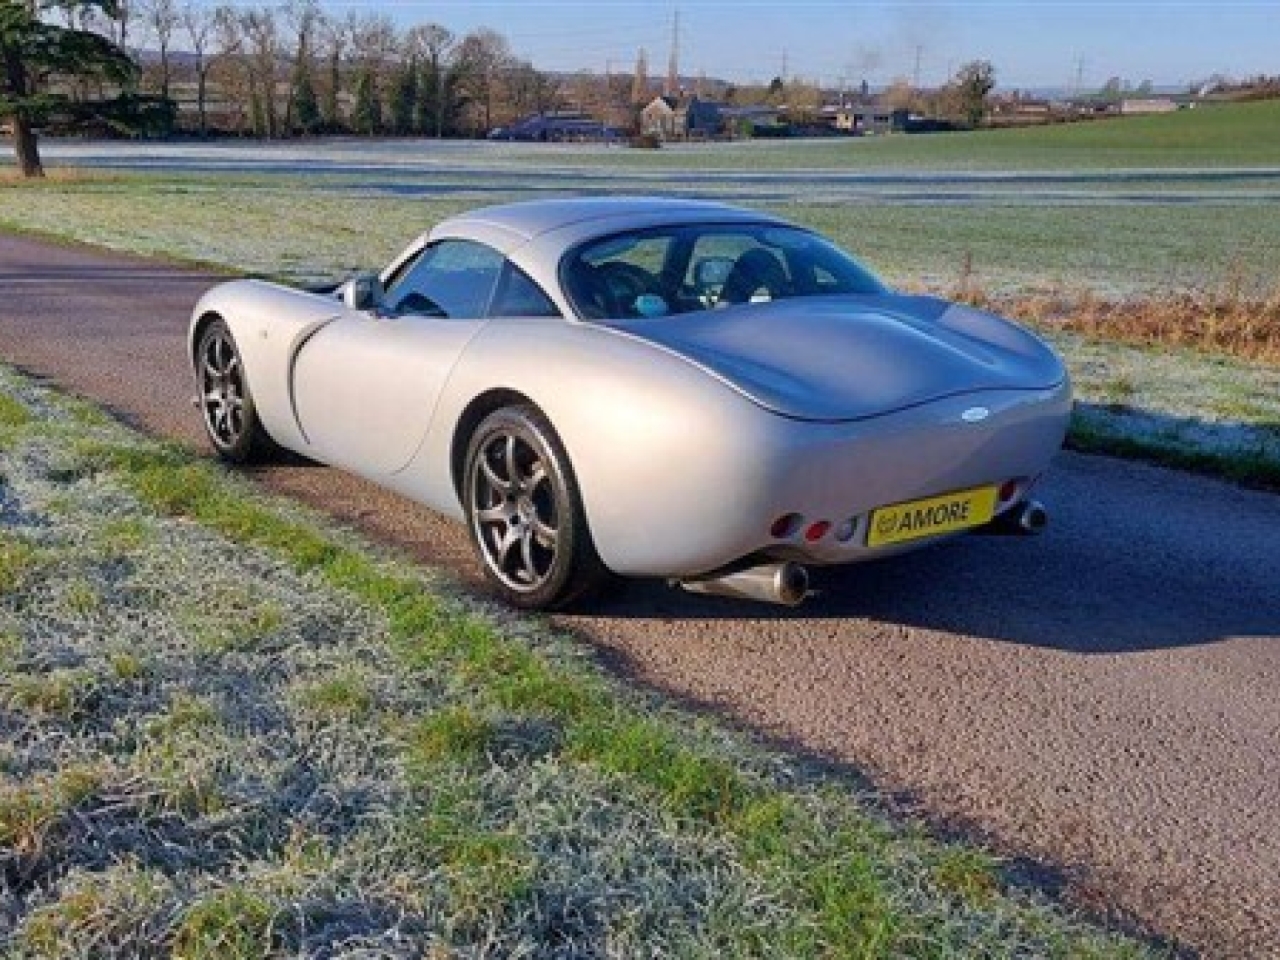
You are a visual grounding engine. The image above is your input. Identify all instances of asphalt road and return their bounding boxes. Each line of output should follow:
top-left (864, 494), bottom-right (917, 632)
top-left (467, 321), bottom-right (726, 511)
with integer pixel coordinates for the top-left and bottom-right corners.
top-left (2, 233), bottom-right (1278, 957)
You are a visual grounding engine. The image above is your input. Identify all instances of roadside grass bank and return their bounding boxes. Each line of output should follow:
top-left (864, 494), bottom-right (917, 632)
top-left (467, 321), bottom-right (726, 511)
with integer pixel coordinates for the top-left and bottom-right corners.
top-left (965, 285), bottom-right (1280, 489)
top-left (2, 171), bottom-right (1278, 487)
top-left (0, 367), bottom-right (1159, 957)
top-left (1055, 335), bottom-right (1280, 489)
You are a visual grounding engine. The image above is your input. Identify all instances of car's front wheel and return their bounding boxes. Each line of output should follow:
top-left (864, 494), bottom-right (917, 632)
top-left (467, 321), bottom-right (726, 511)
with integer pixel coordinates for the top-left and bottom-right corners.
top-left (463, 405), bottom-right (607, 610)
top-left (196, 318), bottom-right (271, 463)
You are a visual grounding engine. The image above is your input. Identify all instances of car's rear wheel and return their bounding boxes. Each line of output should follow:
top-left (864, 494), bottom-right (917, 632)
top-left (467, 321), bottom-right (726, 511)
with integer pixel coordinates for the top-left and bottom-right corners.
top-left (196, 319), bottom-right (271, 463)
top-left (464, 405), bottom-right (607, 610)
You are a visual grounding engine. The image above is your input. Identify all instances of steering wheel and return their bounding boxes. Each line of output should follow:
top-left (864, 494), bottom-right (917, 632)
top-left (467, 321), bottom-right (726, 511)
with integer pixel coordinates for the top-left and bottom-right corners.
top-left (594, 262), bottom-right (660, 317)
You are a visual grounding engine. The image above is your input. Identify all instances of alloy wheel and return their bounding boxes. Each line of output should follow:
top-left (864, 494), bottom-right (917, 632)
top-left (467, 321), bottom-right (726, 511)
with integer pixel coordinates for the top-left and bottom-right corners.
top-left (200, 329), bottom-right (246, 449)
top-left (470, 431), bottom-right (560, 592)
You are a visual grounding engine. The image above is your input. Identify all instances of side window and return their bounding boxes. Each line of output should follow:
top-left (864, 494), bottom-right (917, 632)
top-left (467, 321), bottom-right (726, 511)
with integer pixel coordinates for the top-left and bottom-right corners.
top-left (384, 239), bottom-right (504, 319)
top-left (593, 234), bottom-right (671, 276)
top-left (566, 234), bottom-right (675, 320)
top-left (490, 263), bottom-right (562, 318)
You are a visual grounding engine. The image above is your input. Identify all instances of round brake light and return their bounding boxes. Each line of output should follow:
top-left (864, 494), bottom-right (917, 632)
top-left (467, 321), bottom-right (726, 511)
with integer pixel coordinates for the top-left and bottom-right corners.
top-left (770, 513), bottom-right (803, 539)
top-left (805, 521), bottom-right (831, 542)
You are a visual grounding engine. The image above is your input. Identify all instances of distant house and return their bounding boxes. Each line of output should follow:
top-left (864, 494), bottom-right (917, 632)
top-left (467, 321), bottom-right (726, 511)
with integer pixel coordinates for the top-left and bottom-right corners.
top-left (639, 96), bottom-right (678, 138)
top-left (833, 106), bottom-right (909, 135)
top-left (640, 95), bottom-right (725, 140)
top-left (677, 97), bottom-right (724, 139)
top-left (719, 105), bottom-right (781, 137)
top-left (1067, 99), bottom-right (1121, 116)
top-left (1120, 98), bottom-right (1180, 115)
top-left (998, 98), bottom-right (1053, 118)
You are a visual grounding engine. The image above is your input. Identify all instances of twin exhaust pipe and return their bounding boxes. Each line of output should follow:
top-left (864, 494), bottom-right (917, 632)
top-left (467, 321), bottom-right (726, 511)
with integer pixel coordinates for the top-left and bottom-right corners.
top-left (679, 561), bottom-right (810, 607)
top-left (978, 499), bottom-right (1048, 536)
top-left (676, 500), bottom-right (1048, 607)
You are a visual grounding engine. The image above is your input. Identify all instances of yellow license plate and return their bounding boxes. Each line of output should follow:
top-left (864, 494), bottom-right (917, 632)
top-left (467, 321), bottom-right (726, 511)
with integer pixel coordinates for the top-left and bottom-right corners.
top-left (867, 486), bottom-right (998, 547)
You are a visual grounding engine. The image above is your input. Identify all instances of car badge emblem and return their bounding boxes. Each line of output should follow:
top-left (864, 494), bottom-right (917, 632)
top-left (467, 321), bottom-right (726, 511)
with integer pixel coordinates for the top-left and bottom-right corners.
top-left (961, 407), bottom-right (990, 423)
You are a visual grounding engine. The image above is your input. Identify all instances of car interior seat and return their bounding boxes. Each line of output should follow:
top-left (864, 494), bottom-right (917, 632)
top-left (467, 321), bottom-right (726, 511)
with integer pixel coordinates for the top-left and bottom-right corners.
top-left (719, 248), bottom-right (791, 305)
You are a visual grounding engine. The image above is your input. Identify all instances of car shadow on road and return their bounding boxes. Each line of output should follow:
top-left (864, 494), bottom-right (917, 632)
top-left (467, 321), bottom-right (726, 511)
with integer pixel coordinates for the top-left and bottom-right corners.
top-left (578, 460), bottom-right (1280, 654)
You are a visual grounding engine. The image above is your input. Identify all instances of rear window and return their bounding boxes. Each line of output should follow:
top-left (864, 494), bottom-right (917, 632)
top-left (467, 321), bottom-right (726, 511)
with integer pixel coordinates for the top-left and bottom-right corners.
top-left (561, 223), bottom-right (887, 321)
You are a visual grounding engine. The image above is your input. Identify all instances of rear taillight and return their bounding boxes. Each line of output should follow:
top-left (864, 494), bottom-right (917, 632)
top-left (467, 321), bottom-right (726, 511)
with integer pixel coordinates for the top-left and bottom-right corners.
top-left (770, 513), bottom-right (803, 539)
top-left (804, 521), bottom-right (831, 542)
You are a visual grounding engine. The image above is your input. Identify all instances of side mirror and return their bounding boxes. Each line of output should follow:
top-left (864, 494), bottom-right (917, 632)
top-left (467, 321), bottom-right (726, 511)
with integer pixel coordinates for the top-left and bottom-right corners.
top-left (342, 272), bottom-right (384, 312)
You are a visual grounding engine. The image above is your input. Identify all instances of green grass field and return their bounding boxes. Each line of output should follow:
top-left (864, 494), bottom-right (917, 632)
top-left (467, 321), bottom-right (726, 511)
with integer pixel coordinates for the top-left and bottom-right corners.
top-left (561, 99), bottom-right (1280, 171)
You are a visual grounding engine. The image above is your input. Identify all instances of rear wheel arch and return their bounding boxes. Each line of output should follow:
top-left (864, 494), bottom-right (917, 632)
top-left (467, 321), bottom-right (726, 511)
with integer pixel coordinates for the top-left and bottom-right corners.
top-left (451, 388), bottom-right (541, 500)
top-left (460, 401), bottom-right (610, 609)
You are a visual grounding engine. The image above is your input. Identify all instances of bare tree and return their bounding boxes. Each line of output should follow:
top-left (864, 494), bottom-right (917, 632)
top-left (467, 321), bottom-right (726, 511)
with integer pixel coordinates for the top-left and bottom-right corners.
top-left (782, 76), bottom-right (824, 125)
top-left (505, 59), bottom-right (553, 119)
top-left (282, 0), bottom-right (322, 133)
top-left (140, 0), bottom-right (178, 97)
top-left (318, 11), bottom-right (354, 131)
top-left (349, 13), bottom-right (396, 135)
top-left (882, 76), bottom-right (917, 111)
top-left (630, 48), bottom-right (649, 105)
top-left (179, 0), bottom-right (214, 135)
top-left (455, 27), bottom-right (510, 136)
top-left (240, 5), bottom-right (283, 137)
top-left (99, 0), bottom-right (135, 51)
top-left (211, 4), bottom-right (250, 133)
top-left (568, 69), bottom-right (595, 117)
top-left (415, 23), bottom-right (454, 138)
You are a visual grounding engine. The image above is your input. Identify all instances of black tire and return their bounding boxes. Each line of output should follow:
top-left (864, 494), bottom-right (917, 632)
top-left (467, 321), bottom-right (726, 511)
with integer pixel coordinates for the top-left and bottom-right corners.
top-left (195, 319), bottom-right (272, 464)
top-left (463, 405), bottom-right (609, 610)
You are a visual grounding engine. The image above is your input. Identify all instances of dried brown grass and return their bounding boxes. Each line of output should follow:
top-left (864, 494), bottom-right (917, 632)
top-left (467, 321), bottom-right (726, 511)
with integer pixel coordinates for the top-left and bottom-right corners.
top-left (951, 258), bottom-right (1280, 365)
top-left (0, 166), bottom-right (120, 185)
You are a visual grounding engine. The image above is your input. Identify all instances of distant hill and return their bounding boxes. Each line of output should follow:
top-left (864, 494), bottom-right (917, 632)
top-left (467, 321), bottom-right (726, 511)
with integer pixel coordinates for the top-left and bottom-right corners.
top-left (984, 98), bottom-right (1280, 153)
top-left (833, 98), bottom-right (1280, 171)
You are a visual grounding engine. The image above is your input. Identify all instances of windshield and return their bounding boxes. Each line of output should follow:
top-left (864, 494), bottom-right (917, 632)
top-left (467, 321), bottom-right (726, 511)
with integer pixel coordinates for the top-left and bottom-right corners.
top-left (561, 223), bottom-right (888, 321)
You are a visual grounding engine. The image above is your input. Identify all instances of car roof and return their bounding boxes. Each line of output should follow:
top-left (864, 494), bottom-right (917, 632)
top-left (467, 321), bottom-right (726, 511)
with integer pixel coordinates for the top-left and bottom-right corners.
top-left (430, 196), bottom-right (786, 247)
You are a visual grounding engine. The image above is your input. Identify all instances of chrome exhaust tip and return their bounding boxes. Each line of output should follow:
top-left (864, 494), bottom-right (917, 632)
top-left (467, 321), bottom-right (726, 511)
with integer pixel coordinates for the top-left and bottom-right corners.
top-left (977, 499), bottom-right (1049, 536)
top-left (679, 561), bottom-right (810, 606)
top-left (1018, 500), bottom-right (1048, 534)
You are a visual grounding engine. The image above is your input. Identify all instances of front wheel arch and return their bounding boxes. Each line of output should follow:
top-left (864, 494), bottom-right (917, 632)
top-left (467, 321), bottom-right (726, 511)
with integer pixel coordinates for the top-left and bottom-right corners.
top-left (193, 316), bottom-right (273, 464)
top-left (190, 311), bottom-right (223, 368)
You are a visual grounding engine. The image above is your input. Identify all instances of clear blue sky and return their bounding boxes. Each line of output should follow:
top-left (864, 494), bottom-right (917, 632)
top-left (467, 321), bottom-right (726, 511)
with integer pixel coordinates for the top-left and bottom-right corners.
top-left (323, 0), bottom-right (1278, 92)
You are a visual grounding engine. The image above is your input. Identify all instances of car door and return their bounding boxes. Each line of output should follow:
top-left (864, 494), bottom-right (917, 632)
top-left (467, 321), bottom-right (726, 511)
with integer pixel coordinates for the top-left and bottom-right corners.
top-left (291, 239), bottom-right (503, 476)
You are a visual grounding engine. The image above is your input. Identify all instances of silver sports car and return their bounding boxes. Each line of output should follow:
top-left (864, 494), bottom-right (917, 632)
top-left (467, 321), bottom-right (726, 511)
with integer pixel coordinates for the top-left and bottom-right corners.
top-left (190, 197), bottom-right (1070, 609)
